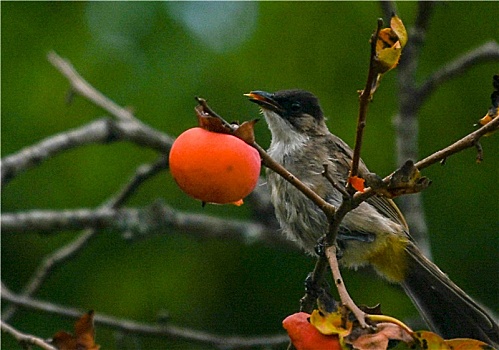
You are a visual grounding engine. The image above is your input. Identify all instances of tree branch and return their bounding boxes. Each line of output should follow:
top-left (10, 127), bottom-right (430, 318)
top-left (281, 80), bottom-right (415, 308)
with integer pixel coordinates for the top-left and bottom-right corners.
top-left (1, 285), bottom-right (289, 350)
top-left (1, 118), bottom-right (173, 186)
top-left (349, 19), bottom-right (384, 181)
top-left (48, 51), bottom-right (135, 122)
top-left (2, 157), bottom-right (170, 321)
top-left (390, 1), bottom-right (435, 256)
top-left (354, 114), bottom-right (499, 203)
top-left (418, 41), bottom-right (499, 103)
top-left (1, 203), bottom-right (284, 244)
top-left (1, 320), bottom-right (57, 350)
top-left (414, 115), bottom-right (499, 170)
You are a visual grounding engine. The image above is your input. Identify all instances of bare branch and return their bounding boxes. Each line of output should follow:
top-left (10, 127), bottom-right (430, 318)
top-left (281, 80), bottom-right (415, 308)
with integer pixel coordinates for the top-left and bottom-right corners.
top-left (1, 202), bottom-right (286, 246)
top-left (1, 118), bottom-right (173, 186)
top-left (414, 115), bottom-right (499, 170)
top-left (1, 285), bottom-right (289, 350)
top-left (326, 246), bottom-right (366, 327)
top-left (48, 51), bottom-right (135, 122)
top-left (1, 320), bottom-right (57, 350)
top-left (354, 115), bottom-right (499, 203)
top-left (1, 230), bottom-right (96, 322)
top-left (349, 19), bottom-right (384, 181)
top-left (106, 155), bottom-right (168, 208)
top-left (418, 41), bottom-right (499, 103)
top-left (2, 157), bottom-right (171, 321)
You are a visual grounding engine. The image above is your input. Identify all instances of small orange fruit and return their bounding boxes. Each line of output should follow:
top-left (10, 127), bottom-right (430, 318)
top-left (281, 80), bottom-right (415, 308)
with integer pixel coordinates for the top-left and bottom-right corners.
top-left (283, 312), bottom-right (342, 350)
top-left (169, 127), bottom-right (261, 205)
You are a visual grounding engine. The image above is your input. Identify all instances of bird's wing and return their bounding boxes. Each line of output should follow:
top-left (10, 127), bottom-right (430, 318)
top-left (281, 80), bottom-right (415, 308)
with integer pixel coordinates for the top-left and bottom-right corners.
top-left (326, 133), bottom-right (410, 234)
top-left (366, 195), bottom-right (409, 232)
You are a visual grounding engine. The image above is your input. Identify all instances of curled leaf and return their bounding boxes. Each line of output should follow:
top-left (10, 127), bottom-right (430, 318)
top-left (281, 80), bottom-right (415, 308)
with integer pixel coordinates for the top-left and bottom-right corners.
top-left (309, 309), bottom-right (352, 338)
top-left (445, 338), bottom-right (495, 350)
top-left (374, 14), bottom-right (407, 74)
top-left (390, 15), bottom-right (408, 47)
top-left (378, 160), bottom-right (431, 198)
top-left (195, 105), bottom-right (231, 134)
top-left (412, 331), bottom-right (450, 350)
top-left (347, 323), bottom-right (413, 350)
top-left (195, 102), bottom-right (259, 144)
top-left (50, 310), bottom-right (100, 350)
top-left (476, 74), bottom-right (499, 136)
top-left (233, 119), bottom-right (259, 144)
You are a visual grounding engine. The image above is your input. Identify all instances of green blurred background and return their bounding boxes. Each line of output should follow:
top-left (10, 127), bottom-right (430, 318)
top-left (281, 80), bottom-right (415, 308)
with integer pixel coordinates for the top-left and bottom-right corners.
top-left (2, 2), bottom-right (498, 349)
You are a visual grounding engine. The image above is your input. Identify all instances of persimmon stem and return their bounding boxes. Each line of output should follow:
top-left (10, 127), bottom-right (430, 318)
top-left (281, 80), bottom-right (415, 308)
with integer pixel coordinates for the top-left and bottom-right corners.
top-left (194, 97), bottom-right (237, 132)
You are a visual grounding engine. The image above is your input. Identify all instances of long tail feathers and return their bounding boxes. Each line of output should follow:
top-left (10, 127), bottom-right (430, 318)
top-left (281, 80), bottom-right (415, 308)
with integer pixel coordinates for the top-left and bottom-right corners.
top-left (401, 243), bottom-right (499, 347)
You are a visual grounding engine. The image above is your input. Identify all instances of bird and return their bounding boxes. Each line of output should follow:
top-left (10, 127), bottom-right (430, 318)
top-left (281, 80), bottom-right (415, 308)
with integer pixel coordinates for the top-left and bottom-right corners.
top-left (246, 89), bottom-right (499, 347)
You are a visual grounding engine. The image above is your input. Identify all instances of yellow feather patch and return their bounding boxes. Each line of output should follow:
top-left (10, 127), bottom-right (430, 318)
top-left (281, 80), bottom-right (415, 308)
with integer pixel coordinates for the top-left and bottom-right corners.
top-left (367, 235), bottom-right (409, 283)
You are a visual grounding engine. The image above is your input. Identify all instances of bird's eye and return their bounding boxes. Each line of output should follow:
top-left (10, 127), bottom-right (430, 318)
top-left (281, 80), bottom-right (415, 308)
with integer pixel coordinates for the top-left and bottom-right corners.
top-left (290, 102), bottom-right (302, 112)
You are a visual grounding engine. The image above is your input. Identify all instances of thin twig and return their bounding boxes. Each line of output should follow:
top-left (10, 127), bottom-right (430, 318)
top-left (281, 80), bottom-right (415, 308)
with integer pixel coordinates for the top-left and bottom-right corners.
top-left (349, 19), bottom-right (384, 181)
top-left (48, 51), bottom-right (134, 122)
top-left (325, 246), bottom-right (366, 327)
top-left (1, 285), bottom-right (289, 350)
top-left (323, 164), bottom-right (351, 198)
top-left (108, 155), bottom-right (169, 208)
top-left (414, 115), bottom-right (499, 170)
top-left (353, 115), bottom-right (499, 203)
top-left (252, 142), bottom-right (336, 216)
top-left (418, 41), bottom-right (499, 104)
top-left (2, 157), bottom-right (171, 321)
top-left (1, 320), bottom-right (57, 350)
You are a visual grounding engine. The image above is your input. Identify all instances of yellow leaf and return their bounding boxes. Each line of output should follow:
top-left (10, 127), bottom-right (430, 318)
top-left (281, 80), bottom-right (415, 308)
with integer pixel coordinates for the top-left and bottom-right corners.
top-left (445, 338), bottom-right (495, 350)
top-left (309, 309), bottom-right (351, 337)
top-left (374, 15), bottom-right (407, 74)
top-left (412, 331), bottom-right (451, 350)
top-left (390, 15), bottom-right (408, 48)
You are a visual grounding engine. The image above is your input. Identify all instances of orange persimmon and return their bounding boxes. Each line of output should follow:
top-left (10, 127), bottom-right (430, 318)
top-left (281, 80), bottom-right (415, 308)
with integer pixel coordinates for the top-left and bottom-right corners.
top-left (169, 127), bottom-right (261, 205)
top-left (283, 312), bottom-right (342, 350)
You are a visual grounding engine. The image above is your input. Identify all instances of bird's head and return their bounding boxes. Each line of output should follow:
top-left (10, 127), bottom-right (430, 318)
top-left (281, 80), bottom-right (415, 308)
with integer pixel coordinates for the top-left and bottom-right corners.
top-left (246, 89), bottom-right (328, 141)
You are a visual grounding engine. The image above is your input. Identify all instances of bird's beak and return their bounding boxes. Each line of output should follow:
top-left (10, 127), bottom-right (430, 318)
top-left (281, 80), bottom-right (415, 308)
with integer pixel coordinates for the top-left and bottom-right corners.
top-left (245, 91), bottom-right (283, 114)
